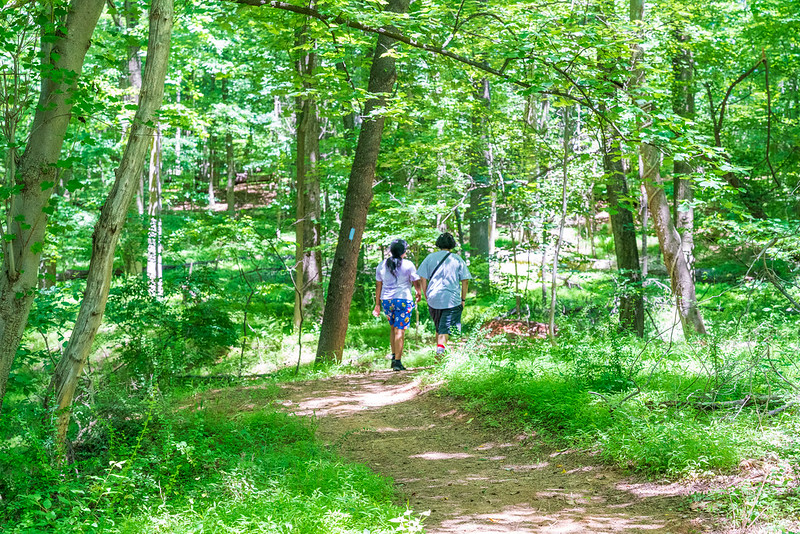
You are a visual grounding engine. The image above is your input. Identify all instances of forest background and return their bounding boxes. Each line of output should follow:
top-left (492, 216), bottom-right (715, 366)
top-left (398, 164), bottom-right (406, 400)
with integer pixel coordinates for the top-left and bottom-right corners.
top-left (0, 0), bottom-right (799, 532)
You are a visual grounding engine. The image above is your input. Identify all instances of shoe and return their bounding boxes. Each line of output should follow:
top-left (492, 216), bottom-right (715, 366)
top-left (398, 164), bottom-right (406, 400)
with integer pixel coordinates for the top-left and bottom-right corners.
top-left (436, 345), bottom-right (446, 355)
top-left (391, 359), bottom-right (406, 371)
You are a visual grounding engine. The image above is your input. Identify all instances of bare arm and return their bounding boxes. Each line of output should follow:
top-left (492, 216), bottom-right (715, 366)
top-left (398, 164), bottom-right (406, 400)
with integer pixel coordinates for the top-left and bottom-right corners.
top-left (461, 279), bottom-right (469, 305)
top-left (419, 278), bottom-right (428, 300)
top-left (413, 279), bottom-right (422, 303)
top-left (373, 281), bottom-right (383, 317)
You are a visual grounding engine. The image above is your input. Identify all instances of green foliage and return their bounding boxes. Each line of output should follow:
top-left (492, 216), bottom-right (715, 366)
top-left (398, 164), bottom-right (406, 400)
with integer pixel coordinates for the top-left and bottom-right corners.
top-left (436, 310), bottom-right (792, 478)
top-left (0, 387), bottom-right (421, 533)
top-left (105, 277), bottom-right (238, 384)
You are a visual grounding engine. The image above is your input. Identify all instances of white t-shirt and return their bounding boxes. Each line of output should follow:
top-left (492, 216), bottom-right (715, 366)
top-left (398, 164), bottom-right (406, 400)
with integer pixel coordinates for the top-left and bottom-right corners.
top-left (376, 258), bottom-right (420, 301)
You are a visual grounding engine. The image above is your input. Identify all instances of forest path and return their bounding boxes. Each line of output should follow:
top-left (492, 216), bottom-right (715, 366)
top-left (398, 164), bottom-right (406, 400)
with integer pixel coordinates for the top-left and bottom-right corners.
top-left (275, 369), bottom-right (717, 534)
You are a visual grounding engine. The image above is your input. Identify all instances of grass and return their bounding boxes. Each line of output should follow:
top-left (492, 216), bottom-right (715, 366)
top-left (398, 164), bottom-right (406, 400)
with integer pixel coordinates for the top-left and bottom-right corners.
top-left (0, 385), bottom-right (425, 534)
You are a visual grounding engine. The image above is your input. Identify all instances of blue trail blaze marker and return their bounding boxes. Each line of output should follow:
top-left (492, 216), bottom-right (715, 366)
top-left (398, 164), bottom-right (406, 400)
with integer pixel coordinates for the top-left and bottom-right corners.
top-left (348, 227), bottom-right (355, 240)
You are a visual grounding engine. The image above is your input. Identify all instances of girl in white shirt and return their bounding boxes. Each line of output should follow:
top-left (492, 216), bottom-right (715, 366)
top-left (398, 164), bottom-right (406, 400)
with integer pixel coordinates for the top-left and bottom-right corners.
top-left (372, 239), bottom-right (421, 370)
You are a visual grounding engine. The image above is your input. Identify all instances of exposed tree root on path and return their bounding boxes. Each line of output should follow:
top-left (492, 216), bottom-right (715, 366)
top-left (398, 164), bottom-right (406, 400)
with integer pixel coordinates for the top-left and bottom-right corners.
top-left (273, 370), bottom-right (730, 534)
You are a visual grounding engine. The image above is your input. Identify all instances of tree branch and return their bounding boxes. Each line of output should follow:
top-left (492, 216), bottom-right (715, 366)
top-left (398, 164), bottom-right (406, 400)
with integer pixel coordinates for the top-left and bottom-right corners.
top-left (762, 51), bottom-right (779, 187)
top-left (717, 56), bottom-right (763, 141)
top-left (230, 0), bottom-right (633, 143)
top-left (231, 0), bottom-right (531, 88)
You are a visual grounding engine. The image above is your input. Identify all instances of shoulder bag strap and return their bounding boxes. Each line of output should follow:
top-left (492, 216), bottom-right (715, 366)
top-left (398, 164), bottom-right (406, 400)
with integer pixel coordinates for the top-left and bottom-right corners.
top-left (425, 252), bottom-right (452, 296)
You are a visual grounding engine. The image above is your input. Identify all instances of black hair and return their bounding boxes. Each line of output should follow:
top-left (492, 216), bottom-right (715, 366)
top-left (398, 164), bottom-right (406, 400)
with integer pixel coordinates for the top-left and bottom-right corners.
top-left (435, 232), bottom-right (457, 250)
top-left (386, 239), bottom-right (407, 279)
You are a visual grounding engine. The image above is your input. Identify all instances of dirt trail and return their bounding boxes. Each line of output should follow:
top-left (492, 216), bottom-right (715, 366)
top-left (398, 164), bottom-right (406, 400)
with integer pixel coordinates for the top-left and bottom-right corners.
top-left (276, 369), bottom-right (718, 534)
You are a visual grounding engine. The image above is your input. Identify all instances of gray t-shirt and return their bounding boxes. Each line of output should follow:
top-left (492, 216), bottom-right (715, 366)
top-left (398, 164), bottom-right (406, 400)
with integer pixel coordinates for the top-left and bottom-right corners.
top-left (417, 250), bottom-right (472, 310)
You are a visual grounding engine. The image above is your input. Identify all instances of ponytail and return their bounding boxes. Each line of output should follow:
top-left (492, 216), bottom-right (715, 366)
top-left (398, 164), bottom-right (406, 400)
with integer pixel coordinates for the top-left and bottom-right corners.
top-left (387, 239), bottom-right (408, 280)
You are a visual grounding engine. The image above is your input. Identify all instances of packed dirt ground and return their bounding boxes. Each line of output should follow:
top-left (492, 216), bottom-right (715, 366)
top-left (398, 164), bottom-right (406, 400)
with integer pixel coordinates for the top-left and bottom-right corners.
top-left (272, 370), bottom-right (727, 534)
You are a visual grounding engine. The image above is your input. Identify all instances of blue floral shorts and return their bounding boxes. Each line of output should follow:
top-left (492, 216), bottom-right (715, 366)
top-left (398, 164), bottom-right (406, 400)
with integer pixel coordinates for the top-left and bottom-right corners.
top-left (381, 299), bottom-right (415, 329)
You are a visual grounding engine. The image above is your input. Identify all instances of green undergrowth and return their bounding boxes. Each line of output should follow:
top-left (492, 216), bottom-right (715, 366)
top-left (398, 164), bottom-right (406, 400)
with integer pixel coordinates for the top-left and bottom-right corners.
top-left (0, 386), bottom-right (424, 534)
top-left (438, 329), bottom-right (797, 478)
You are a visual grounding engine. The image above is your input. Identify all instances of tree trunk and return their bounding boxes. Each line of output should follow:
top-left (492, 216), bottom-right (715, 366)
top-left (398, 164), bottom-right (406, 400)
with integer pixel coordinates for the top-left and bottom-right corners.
top-left (549, 107), bottom-right (571, 344)
top-left (468, 78), bottom-right (493, 291)
top-left (47, 0), bottom-right (173, 448)
top-left (640, 183), bottom-right (649, 278)
top-left (226, 132), bottom-right (235, 217)
top-left (631, 0), bottom-right (706, 336)
top-left (593, 0), bottom-right (644, 336)
top-left (0, 0), bottom-right (105, 413)
top-left (208, 135), bottom-right (216, 208)
top-left (147, 127), bottom-right (164, 297)
top-left (315, 0), bottom-right (411, 363)
top-left (293, 18), bottom-right (324, 330)
top-left (603, 133), bottom-right (644, 336)
top-left (642, 146), bottom-right (706, 335)
top-left (672, 29), bottom-right (695, 276)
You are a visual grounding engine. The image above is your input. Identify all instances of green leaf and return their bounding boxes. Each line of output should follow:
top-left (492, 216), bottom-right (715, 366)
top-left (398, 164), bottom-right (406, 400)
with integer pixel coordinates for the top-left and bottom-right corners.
top-left (41, 181), bottom-right (55, 191)
top-left (66, 179), bottom-right (84, 192)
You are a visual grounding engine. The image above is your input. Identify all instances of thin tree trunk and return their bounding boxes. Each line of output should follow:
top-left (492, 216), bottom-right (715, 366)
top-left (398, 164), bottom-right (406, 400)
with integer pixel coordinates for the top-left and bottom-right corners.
top-left (511, 225), bottom-right (521, 318)
top-left (468, 78), bottom-right (492, 291)
top-left (293, 16), bottom-right (324, 330)
top-left (226, 132), bottom-right (235, 217)
top-left (596, 0), bottom-right (644, 336)
top-left (640, 182), bottom-right (649, 278)
top-left (47, 0), bottom-right (173, 448)
top-left (147, 127), bottom-right (163, 297)
top-left (549, 107), bottom-right (571, 344)
top-left (602, 129), bottom-right (644, 335)
top-left (315, 0), bottom-right (411, 363)
top-left (631, 0), bottom-right (706, 336)
top-left (208, 135), bottom-right (216, 208)
top-left (642, 147), bottom-right (706, 335)
top-left (0, 0), bottom-right (105, 413)
top-left (672, 28), bottom-right (695, 277)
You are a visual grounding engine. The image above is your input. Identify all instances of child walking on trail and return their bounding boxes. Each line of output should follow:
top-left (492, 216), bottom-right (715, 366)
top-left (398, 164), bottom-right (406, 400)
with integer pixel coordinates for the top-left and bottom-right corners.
top-left (417, 232), bottom-right (472, 356)
top-left (373, 239), bottom-right (421, 371)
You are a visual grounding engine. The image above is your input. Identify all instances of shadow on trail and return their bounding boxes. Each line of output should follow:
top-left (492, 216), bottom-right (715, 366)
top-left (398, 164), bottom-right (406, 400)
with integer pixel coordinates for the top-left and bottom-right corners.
top-left (275, 370), bottom-right (714, 534)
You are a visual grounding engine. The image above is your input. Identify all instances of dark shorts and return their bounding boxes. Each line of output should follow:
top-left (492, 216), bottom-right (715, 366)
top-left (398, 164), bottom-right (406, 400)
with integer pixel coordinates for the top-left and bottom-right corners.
top-left (428, 305), bottom-right (463, 335)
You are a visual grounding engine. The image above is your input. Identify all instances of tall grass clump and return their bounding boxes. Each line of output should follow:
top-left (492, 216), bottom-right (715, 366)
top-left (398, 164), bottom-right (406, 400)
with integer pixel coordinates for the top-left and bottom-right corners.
top-left (0, 386), bottom-right (424, 534)
top-left (437, 324), bottom-right (761, 477)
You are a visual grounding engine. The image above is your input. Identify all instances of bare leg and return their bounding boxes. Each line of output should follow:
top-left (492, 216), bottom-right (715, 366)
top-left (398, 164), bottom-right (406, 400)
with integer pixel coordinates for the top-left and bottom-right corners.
top-left (393, 327), bottom-right (405, 359)
top-left (437, 333), bottom-right (449, 347)
top-left (389, 325), bottom-right (398, 356)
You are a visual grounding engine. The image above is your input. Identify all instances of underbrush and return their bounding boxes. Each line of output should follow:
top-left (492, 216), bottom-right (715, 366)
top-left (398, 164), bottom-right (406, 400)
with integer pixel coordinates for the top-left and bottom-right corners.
top-left (0, 387), bottom-right (423, 534)
top-left (437, 317), bottom-right (800, 475)
top-left (437, 306), bottom-right (800, 529)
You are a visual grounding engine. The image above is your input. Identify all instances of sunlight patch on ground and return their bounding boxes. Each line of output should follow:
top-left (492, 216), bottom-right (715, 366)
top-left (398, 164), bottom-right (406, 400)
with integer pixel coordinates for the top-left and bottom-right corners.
top-left (277, 375), bottom-right (422, 416)
top-left (435, 504), bottom-right (671, 533)
top-left (502, 462), bottom-right (550, 471)
top-left (410, 451), bottom-right (475, 460)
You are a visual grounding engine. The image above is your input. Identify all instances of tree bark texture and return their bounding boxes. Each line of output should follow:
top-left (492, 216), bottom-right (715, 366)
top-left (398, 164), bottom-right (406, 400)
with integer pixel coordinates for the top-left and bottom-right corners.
top-left (0, 0), bottom-right (105, 413)
top-left (596, 6), bottom-right (644, 337)
top-left (548, 107), bottom-right (571, 344)
top-left (315, 0), bottom-right (411, 362)
top-left (672, 29), bottom-right (695, 275)
top-left (48, 0), bottom-right (174, 445)
top-left (468, 78), bottom-right (493, 291)
top-left (226, 132), bottom-right (235, 217)
top-left (293, 18), bottom-right (323, 330)
top-left (603, 134), bottom-right (644, 336)
top-left (147, 127), bottom-right (164, 297)
top-left (642, 146), bottom-right (707, 336)
top-left (631, 0), bottom-right (706, 337)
